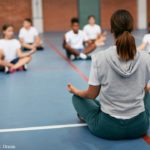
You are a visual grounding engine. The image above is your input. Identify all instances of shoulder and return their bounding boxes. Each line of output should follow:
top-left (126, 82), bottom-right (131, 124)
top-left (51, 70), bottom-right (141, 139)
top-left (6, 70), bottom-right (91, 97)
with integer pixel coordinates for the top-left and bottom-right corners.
top-left (19, 28), bottom-right (26, 36)
top-left (79, 30), bottom-right (85, 36)
top-left (94, 24), bottom-right (101, 29)
top-left (95, 24), bottom-right (100, 28)
top-left (12, 39), bottom-right (20, 43)
top-left (0, 39), bottom-right (4, 43)
top-left (139, 51), bottom-right (150, 61)
top-left (0, 39), bottom-right (5, 46)
top-left (93, 46), bottom-right (115, 60)
top-left (143, 34), bottom-right (150, 40)
top-left (31, 27), bottom-right (38, 33)
top-left (65, 30), bottom-right (72, 37)
top-left (79, 30), bottom-right (84, 33)
top-left (92, 46), bottom-right (116, 66)
top-left (19, 27), bottom-right (25, 32)
top-left (31, 27), bottom-right (36, 30)
top-left (11, 39), bottom-right (21, 46)
top-left (83, 24), bottom-right (89, 30)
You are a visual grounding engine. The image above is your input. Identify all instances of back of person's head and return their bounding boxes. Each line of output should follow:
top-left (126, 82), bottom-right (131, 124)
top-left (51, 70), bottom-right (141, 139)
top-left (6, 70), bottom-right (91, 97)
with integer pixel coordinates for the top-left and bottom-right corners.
top-left (71, 18), bottom-right (79, 25)
top-left (111, 9), bottom-right (136, 61)
top-left (2, 23), bottom-right (14, 38)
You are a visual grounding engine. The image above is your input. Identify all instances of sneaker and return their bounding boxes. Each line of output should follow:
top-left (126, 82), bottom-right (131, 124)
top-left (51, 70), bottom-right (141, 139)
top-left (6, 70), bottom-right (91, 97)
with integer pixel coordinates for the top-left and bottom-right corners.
top-left (6, 68), bottom-right (16, 74)
top-left (4, 67), bottom-right (9, 73)
top-left (86, 55), bottom-right (92, 60)
top-left (79, 53), bottom-right (87, 60)
top-left (77, 113), bottom-right (86, 123)
top-left (37, 46), bottom-right (44, 51)
top-left (23, 64), bottom-right (28, 71)
top-left (17, 66), bottom-right (24, 71)
top-left (70, 55), bottom-right (76, 61)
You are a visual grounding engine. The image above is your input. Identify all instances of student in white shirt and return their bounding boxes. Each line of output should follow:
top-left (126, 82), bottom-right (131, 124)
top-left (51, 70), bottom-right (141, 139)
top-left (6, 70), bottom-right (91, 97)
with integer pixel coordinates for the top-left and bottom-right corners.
top-left (0, 24), bottom-right (36, 73)
top-left (63, 18), bottom-right (104, 60)
top-left (19, 18), bottom-right (44, 51)
top-left (138, 22), bottom-right (150, 53)
top-left (83, 15), bottom-right (106, 45)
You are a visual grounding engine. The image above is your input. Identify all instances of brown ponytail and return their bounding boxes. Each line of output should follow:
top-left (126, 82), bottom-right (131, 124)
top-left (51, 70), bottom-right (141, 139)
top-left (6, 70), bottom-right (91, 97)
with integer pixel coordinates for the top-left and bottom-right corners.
top-left (116, 31), bottom-right (136, 61)
top-left (111, 9), bottom-right (136, 61)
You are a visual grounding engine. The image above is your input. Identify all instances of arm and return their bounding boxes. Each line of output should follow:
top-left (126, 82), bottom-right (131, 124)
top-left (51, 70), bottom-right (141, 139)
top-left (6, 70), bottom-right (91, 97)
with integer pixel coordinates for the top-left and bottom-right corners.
top-left (17, 48), bottom-right (36, 58)
top-left (68, 84), bottom-right (101, 99)
top-left (34, 35), bottom-right (42, 47)
top-left (138, 42), bottom-right (147, 51)
top-left (0, 50), bottom-right (14, 68)
top-left (63, 37), bottom-right (80, 56)
top-left (145, 83), bottom-right (150, 92)
top-left (19, 38), bottom-right (35, 49)
top-left (63, 37), bottom-right (74, 51)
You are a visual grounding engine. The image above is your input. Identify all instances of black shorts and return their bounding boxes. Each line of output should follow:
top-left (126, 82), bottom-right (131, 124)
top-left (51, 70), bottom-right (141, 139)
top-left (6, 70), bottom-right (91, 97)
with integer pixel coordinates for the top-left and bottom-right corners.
top-left (22, 43), bottom-right (44, 51)
top-left (10, 58), bottom-right (19, 64)
top-left (22, 43), bottom-right (33, 51)
top-left (0, 58), bottom-right (19, 72)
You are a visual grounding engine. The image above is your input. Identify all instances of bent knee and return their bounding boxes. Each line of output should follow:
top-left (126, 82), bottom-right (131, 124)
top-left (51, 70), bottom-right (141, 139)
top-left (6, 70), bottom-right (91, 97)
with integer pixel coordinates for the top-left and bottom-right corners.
top-left (27, 56), bottom-right (32, 61)
top-left (72, 95), bottom-right (83, 105)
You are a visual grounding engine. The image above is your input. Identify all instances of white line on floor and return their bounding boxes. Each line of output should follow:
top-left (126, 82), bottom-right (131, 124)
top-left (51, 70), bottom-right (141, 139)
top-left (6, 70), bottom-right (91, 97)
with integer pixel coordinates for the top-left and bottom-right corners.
top-left (0, 123), bottom-right (87, 133)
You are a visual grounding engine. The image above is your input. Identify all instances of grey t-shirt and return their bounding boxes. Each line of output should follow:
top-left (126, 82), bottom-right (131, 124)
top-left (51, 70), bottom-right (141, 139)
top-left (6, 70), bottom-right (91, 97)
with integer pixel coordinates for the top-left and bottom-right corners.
top-left (88, 46), bottom-right (150, 119)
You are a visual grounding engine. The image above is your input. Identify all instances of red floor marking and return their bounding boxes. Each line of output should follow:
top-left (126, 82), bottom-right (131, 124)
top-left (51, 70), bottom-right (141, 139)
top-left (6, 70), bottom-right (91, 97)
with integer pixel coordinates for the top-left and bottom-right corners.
top-left (143, 135), bottom-right (150, 145)
top-left (45, 38), bottom-right (89, 82)
top-left (45, 37), bottom-right (150, 145)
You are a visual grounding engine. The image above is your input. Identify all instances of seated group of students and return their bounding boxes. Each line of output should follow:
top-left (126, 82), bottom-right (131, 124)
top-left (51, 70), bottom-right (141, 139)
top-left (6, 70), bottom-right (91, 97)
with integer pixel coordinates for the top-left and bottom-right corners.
top-left (63, 15), bottom-right (150, 61)
top-left (0, 18), bottom-right (44, 74)
top-left (0, 15), bottom-right (150, 74)
top-left (63, 15), bottom-right (107, 60)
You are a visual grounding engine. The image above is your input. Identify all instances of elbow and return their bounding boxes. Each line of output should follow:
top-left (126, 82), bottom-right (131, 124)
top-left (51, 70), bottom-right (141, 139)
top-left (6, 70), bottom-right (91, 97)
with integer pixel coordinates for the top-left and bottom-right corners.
top-left (86, 94), bottom-right (98, 100)
top-left (63, 43), bottom-right (67, 49)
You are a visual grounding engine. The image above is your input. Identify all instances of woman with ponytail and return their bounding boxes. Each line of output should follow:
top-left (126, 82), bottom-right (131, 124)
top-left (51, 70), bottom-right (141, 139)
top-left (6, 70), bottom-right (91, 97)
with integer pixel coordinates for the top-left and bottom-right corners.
top-left (67, 10), bottom-right (150, 140)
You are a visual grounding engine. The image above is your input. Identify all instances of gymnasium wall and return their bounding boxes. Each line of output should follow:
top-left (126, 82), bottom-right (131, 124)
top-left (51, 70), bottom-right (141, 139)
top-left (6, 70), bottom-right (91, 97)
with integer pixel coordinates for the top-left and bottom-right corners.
top-left (0, 0), bottom-right (32, 32)
top-left (0, 0), bottom-right (148, 32)
top-left (148, 0), bottom-right (150, 24)
top-left (43, 0), bottom-right (78, 32)
top-left (43, 0), bottom-right (138, 31)
top-left (100, 0), bottom-right (137, 29)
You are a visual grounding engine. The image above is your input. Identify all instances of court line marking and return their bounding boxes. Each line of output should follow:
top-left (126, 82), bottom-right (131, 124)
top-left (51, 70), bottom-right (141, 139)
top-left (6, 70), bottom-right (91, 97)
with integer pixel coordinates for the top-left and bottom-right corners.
top-left (45, 38), bottom-right (150, 145)
top-left (45, 37), bottom-right (89, 82)
top-left (0, 38), bottom-right (89, 134)
top-left (0, 124), bottom-right (87, 133)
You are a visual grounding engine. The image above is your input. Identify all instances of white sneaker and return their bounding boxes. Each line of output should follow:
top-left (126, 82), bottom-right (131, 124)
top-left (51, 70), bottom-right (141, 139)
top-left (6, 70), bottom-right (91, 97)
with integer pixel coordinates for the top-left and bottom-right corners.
top-left (4, 67), bottom-right (9, 73)
top-left (79, 53), bottom-right (87, 60)
top-left (70, 55), bottom-right (76, 61)
top-left (23, 64), bottom-right (28, 71)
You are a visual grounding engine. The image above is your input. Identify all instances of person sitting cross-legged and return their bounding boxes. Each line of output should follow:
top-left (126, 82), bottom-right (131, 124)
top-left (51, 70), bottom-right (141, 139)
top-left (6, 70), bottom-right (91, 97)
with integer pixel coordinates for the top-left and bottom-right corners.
top-left (63, 18), bottom-right (105, 61)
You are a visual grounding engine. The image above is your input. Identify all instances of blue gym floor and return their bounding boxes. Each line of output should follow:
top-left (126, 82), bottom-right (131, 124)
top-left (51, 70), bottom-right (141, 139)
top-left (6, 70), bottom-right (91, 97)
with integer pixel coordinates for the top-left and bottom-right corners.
top-left (0, 30), bottom-right (150, 150)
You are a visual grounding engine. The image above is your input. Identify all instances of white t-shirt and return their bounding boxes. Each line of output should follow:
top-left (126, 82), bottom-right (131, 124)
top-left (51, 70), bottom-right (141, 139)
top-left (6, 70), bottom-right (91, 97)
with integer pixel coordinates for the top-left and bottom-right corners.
top-left (19, 27), bottom-right (38, 44)
top-left (0, 39), bottom-right (21, 62)
top-left (65, 30), bottom-right (87, 50)
top-left (143, 34), bottom-right (150, 52)
top-left (83, 24), bottom-right (101, 40)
